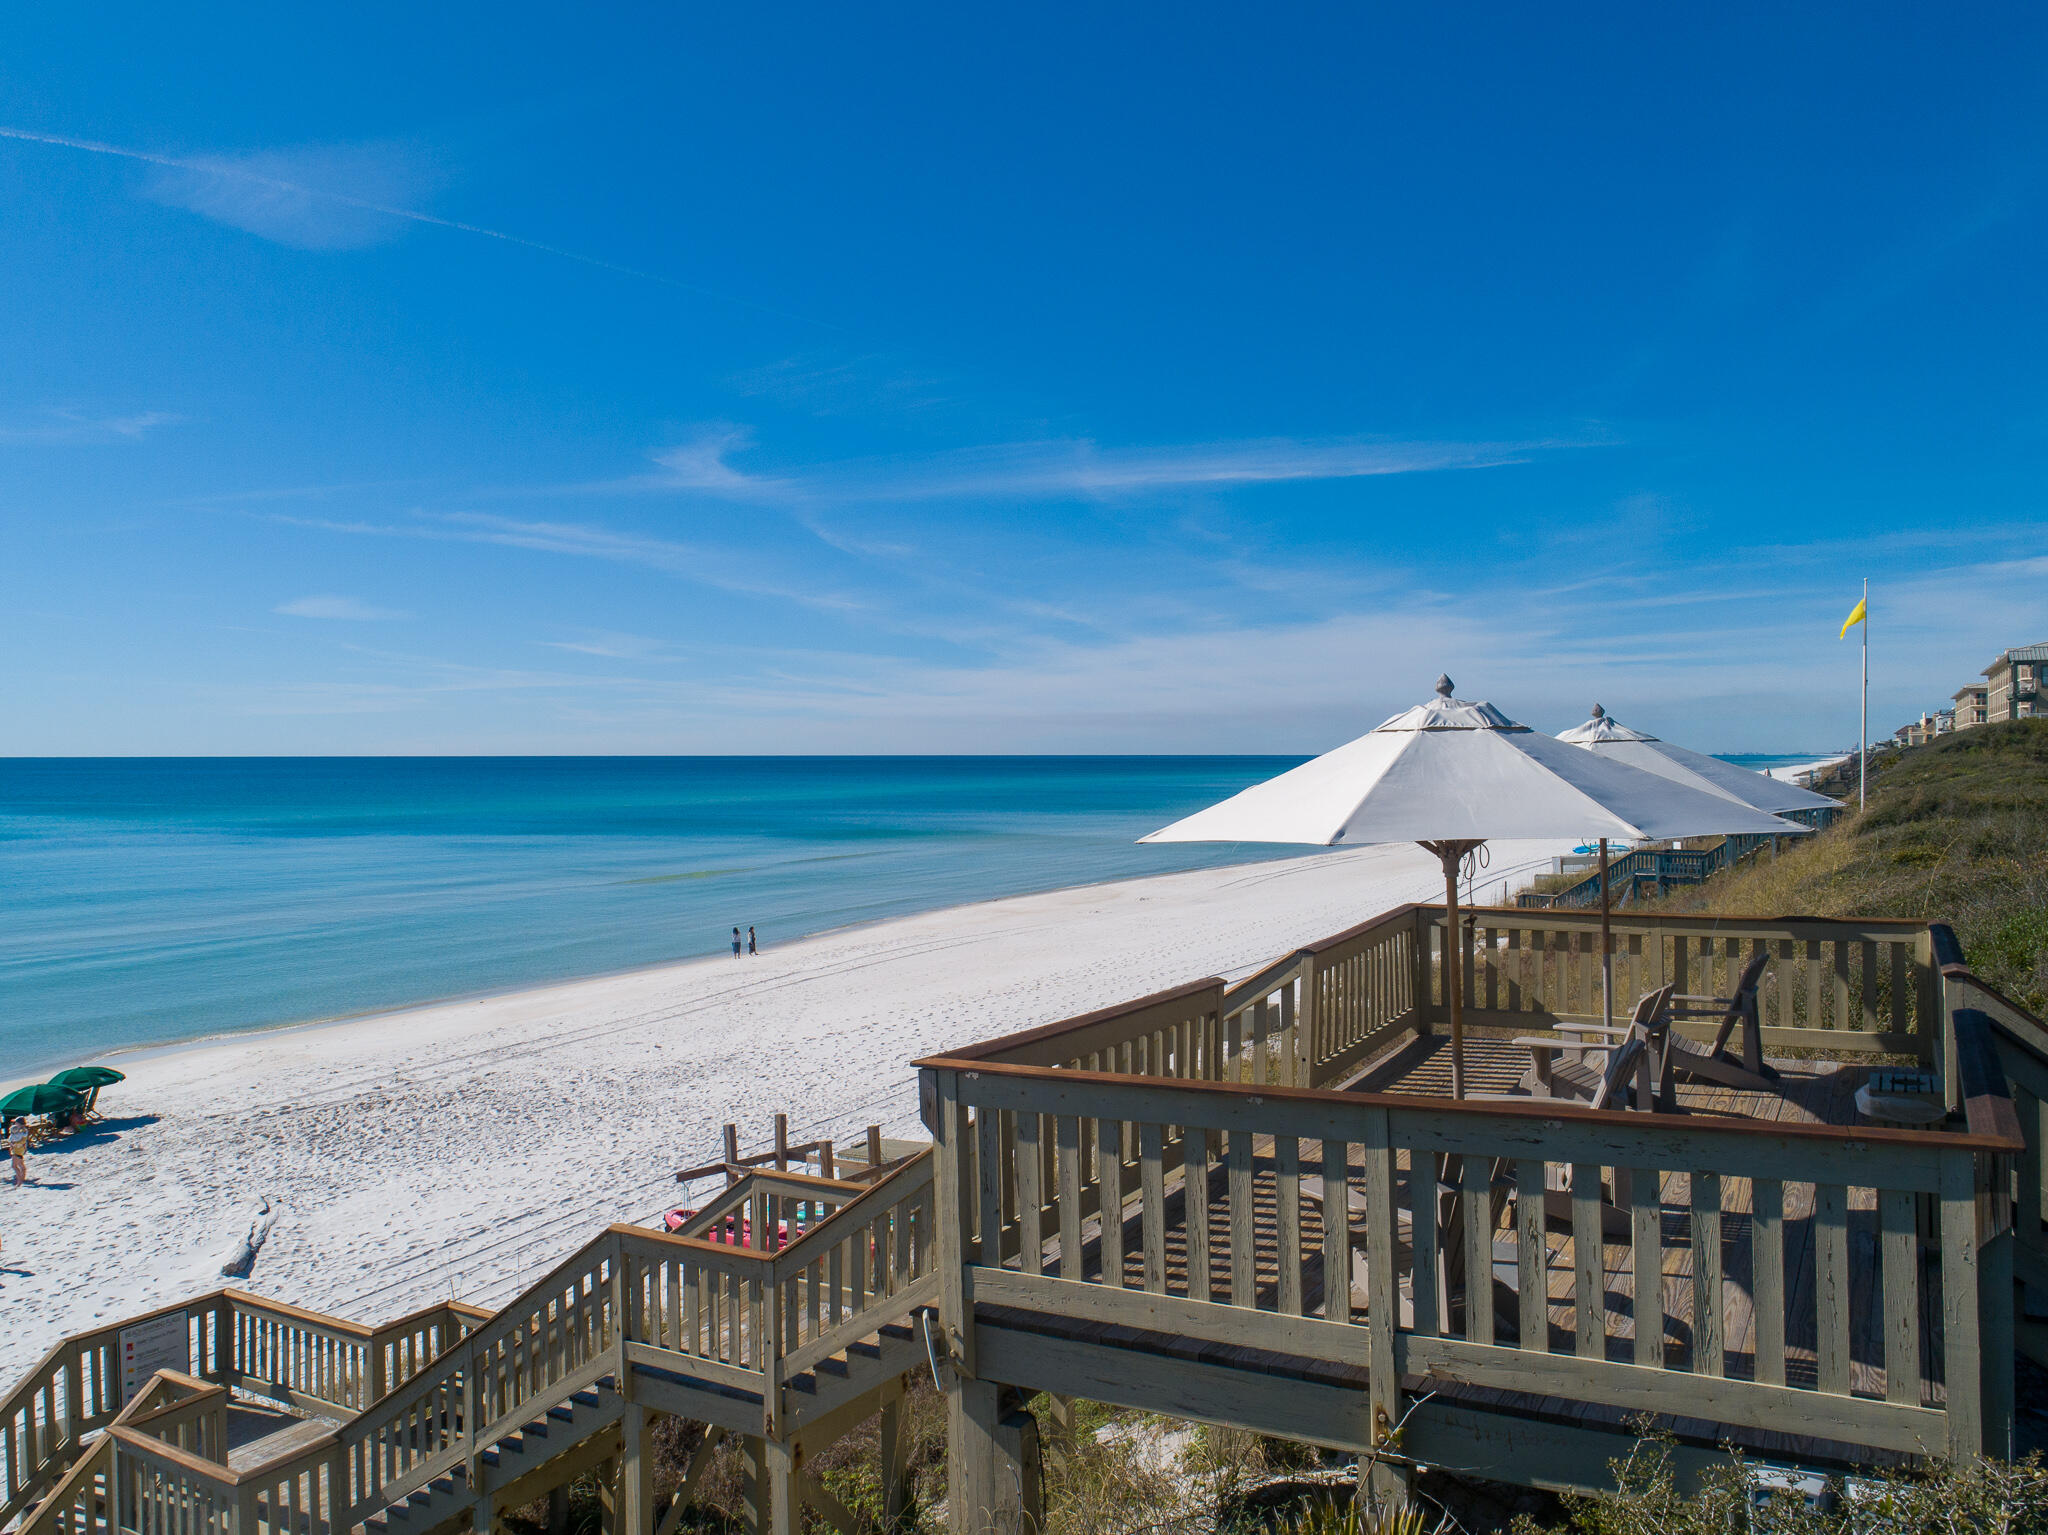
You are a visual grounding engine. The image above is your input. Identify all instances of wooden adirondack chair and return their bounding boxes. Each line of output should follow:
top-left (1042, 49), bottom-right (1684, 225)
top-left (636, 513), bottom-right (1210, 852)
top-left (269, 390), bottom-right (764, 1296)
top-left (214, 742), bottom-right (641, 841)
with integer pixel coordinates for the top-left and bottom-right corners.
top-left (1662, 949), bottom-right (1777, 1092)
top-left (1487, 985), bottom-right (1673, 1109)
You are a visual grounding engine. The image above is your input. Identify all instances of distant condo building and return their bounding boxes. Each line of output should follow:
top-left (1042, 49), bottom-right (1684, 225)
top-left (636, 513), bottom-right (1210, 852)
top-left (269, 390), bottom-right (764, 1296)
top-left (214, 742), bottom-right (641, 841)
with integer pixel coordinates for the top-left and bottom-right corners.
top-left (1984, 642), bottom-right (2048, 721)
top-left (1894, 639), bottom-right (2042, 744)
top-left (1896, 709), bottom-right (1952, 747)
top-left (1953, 681), bottom-right (1990, 730)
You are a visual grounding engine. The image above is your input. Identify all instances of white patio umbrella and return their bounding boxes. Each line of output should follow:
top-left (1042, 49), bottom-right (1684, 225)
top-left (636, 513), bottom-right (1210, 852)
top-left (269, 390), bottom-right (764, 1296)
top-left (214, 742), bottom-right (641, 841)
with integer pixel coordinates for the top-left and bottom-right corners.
top-left (1557, 704), bottom-right (1842, 817)
top-left (1140, 677), bottom-right (1805, 1097)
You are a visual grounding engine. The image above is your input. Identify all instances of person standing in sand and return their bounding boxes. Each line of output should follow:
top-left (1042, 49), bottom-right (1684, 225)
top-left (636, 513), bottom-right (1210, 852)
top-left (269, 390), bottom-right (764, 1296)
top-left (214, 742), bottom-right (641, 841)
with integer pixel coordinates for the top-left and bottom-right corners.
top-left (732, 927), bottom-right (742, 957)
top-left (6, 1119), bottom-right (27, 1188)
top-left (748, 925), bottom-right (757, 955)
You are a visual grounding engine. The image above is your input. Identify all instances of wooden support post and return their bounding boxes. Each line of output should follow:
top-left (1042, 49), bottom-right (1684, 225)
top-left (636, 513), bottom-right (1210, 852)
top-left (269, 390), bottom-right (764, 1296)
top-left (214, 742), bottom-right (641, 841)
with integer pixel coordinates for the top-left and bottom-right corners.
top-left (741, 1437), bottom-right (766, 1535)
top-left (724, 1125), bottom-right (742, 1187)
top-left (760, 1438), bottom-right (798, 1535)
top-left (597, 1456), bottom-right (620, 1535)
top-left (880, 1390), bottom-right (912, 1530)
top-left (547, 1486), bottom-right (571, 1535)
top-left (868, 1124), bottom-right (886, 1172)
top-left (775, 1114), bottom-right (790, 1172)
top-left (946, 1377), bottom-right (1043, 1535)
top-left (1982, 1225), bottom-right (2016, 1462)
top-left (618, 1403), bottom-right (654, 1535)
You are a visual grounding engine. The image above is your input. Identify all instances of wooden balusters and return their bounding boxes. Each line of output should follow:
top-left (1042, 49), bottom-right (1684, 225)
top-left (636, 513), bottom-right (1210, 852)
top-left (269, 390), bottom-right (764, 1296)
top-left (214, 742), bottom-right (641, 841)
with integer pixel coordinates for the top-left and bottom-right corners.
top-left (1227, 1130), bottom-right (1255, 1307)
top-left (1571, 1164), bottom-right (1602, 1359)
top-left (1515, 1159), bottom-right (1543, 1351)
top-left (1749, 1178), bottom-right (1783, 1386)
top-left (1323, 1139), bottom-right (1351, 1325)
top-left (1140, 1124), bottom-right (1168, 1295)
top-left (1276, 1138), bottom-right (1302, 1316)
top-left (1691, 1174), bottom-right (1723, 1378)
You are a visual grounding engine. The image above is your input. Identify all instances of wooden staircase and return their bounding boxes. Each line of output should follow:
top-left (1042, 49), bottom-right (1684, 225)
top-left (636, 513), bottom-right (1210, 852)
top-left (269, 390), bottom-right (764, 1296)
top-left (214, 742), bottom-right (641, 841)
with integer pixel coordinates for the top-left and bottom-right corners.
top-left (3, 1149), bottom-right (938, 1535)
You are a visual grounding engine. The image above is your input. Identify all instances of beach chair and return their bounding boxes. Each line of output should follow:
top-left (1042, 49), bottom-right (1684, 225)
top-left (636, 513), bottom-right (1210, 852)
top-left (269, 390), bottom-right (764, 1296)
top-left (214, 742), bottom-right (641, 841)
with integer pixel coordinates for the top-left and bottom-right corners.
top-left (1662, 950), bottom-right (1777, 1093)
top-left (1475, 999), bottom-right (1668, 1242)
top-left (1485, 985), bottom-right (1672, 1110)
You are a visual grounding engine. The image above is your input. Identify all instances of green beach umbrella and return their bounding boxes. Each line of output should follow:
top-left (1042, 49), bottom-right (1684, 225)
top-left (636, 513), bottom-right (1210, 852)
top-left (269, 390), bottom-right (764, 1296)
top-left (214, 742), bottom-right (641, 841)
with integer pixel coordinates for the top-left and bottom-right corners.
top-left (0, 1083), bottom-right (85, 1119)
top-left (49, 1067), bottom-right (124, 1091)
top-left (49, 1067), bottom-right (124, 1113)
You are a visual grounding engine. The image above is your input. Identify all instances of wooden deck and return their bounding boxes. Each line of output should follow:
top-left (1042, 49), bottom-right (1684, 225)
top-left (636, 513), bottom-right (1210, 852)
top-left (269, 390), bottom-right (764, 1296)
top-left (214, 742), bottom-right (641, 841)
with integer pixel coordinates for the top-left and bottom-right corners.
top-left (1343, 1033), bottom-right (1881, 1127)
top-left (977, 1035), bottom-right (1952, 1467)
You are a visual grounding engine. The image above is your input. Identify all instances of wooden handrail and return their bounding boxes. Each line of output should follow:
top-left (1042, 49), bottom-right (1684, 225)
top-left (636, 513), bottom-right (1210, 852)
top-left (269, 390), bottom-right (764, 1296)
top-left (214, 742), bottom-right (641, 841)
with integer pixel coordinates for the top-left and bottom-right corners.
top-left (915, 1054), bottom-right (2023, 1153)
top-left (1955, 1008), bottom-right (2024, 1147)
top-left (935, 977), bottom-right (1225, 1063)
top-left (770, 1149), bottom-right (934, 1283)
top-left (1221, 950), bottom-right (1308, 1016)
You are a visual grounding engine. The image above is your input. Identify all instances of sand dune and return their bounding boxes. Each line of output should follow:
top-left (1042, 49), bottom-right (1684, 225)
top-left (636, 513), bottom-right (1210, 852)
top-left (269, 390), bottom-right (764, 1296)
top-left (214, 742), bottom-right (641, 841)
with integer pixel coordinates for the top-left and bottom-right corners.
top-left (0, 839), bottom-right (1570, 1379)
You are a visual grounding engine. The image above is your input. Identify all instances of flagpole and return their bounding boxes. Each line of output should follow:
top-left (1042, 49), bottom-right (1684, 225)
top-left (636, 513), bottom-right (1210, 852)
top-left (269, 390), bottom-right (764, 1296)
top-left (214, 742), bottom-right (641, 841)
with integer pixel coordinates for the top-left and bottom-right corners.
top-left (1859, 576), bottom-right (1868, 810)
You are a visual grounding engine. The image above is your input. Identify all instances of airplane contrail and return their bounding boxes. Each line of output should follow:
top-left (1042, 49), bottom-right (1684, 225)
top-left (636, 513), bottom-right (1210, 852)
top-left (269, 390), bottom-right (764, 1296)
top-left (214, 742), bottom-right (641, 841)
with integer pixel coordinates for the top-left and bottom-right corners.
top-left (0, 124), bottom-right (832, 328)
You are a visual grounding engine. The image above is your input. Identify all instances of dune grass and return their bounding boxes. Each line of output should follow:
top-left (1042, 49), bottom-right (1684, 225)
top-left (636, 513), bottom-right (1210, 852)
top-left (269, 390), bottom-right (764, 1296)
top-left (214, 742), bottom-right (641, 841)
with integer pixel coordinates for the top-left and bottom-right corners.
top-left (1645, 719), bottom-right (2048, 1013)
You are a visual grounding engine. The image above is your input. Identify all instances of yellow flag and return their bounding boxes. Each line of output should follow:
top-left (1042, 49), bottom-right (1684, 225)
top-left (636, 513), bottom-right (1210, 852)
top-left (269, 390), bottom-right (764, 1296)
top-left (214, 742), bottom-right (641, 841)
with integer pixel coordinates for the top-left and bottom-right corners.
top-left (1839, 597), bottom-right (1867, 639)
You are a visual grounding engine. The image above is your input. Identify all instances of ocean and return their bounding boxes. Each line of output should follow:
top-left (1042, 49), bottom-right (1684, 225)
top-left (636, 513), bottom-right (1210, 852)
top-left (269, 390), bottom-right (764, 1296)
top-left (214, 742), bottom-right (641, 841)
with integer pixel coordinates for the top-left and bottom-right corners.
top-left (0, 757), bottom-right (1313, 1076)
top-left (0, 752), bottom-right (1837, 1078)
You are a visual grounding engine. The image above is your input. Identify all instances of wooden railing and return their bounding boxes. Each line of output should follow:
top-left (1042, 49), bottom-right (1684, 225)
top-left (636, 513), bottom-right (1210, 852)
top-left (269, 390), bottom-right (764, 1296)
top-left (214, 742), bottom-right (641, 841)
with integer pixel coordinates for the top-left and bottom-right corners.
top-left (14, 1371), bottom-right (223, 1535)
top-left (23, 1153), bottom-right (940, 1535)
top-left (0, 1292), bottom-right (485, 1530)
top-left (1439, 907), bottom-right (1940, 1059)
top-left (918, 907), bottom-right (2029, 1468)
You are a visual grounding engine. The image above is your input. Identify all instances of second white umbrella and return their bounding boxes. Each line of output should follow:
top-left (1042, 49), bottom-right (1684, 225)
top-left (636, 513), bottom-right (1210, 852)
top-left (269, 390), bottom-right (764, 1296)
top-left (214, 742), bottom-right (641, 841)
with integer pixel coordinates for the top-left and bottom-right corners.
top-left (1141, 676), bottom-right (1806, 1096)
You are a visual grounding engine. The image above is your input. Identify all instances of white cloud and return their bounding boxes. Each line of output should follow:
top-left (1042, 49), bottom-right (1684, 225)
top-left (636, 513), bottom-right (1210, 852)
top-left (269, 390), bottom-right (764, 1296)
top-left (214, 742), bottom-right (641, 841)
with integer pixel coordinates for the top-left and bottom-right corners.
top-left (605, 429), bottom-right (1578, 505)
top-left (538, 632), bottom-right (672, 660)
top-left (141, 140), bottom-right (441, 250)
top-left (0, 408), bottom-right (181, 443)
top-left (275, 595), bottom-right (410, 621)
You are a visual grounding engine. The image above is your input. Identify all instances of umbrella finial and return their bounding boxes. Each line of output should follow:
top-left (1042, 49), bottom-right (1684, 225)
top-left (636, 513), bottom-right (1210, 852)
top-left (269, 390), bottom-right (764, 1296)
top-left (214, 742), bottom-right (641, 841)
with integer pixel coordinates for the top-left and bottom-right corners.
top-left (1435, 674), bottom-right (1454, 697)
top-left (1590, 703), bottom-right (1605, 719)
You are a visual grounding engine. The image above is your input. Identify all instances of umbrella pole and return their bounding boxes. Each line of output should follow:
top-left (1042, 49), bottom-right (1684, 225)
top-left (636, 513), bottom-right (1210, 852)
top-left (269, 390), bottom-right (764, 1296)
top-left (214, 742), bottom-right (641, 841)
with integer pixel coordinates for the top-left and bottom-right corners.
top-left (1600, 837), bottom-right (1613, 1031)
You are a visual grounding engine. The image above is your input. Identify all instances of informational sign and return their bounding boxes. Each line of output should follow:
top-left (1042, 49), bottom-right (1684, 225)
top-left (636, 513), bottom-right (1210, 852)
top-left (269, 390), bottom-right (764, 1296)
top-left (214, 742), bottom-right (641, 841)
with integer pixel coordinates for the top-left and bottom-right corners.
top-left (119, 1311), bottom-right (190, 1403)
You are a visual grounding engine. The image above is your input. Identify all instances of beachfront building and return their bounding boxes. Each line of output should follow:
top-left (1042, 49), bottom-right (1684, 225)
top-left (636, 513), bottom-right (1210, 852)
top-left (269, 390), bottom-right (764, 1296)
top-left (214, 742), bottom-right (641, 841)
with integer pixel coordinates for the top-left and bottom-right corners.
top-left (1953, 682), bottom-right (1990, 730)
top-left (1984, 642), bottom-right (2048, 721)
top-left (1897, 710), bottom-right (1953, 747)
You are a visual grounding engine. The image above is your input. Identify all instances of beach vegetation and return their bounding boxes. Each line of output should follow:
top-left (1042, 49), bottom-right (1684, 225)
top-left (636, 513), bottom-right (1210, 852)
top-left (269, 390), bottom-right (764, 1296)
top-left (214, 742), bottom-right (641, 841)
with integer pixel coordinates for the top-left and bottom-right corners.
top-left (1648, 720), bottom-right (2048, 1012)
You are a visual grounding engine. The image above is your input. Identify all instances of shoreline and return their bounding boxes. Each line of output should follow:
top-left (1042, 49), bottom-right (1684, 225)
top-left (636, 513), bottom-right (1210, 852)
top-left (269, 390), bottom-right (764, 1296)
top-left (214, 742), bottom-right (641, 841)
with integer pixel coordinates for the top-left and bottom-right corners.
top-left (0, 837), bottom-right (1572, 1377)
top-left (6, 850), bottom-right (1329, 1091)
top-left (7, 836), bottom-right (1549, 1094)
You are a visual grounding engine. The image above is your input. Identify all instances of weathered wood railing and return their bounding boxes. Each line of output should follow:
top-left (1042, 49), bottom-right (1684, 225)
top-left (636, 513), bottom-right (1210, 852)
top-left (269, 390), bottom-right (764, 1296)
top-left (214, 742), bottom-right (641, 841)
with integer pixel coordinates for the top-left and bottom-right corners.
top-left (20, 1153), bottom-right (940, 1535)
top-left (923, 1013), bottom-right (2020, 1464)
top-left (0, 1292), bottom-right (485, 1530)
top-left (919, 908), bottom-right (2031, 1471)
top-left (1436, 907), bottom-right (1940, 1060)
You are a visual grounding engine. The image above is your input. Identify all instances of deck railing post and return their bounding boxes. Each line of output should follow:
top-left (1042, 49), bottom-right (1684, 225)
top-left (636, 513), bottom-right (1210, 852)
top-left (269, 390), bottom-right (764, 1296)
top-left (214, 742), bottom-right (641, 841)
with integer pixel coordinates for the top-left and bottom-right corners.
top-left (1981, 1221), bottom-right (2016, 1462)
top-left (921, 1068), bottom-right (977, 1379)
top-left (1411, 907), bottom-right (1434, 1032)
top-left (1940, 1152), bottom-right (1985, 1460)
top-left (1360, 1107), bottom-right (1407, 1504)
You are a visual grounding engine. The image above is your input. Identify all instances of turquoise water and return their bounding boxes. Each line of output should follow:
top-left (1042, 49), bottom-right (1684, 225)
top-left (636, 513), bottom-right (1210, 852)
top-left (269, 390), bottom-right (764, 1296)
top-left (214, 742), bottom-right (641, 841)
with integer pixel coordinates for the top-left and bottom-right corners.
top-left (1717, 753), bottom-right (1846, 772)
top-left (0, 752), bottom-right (1814, 1077)
top-left (0, 757), bottom-right (1311, 1075)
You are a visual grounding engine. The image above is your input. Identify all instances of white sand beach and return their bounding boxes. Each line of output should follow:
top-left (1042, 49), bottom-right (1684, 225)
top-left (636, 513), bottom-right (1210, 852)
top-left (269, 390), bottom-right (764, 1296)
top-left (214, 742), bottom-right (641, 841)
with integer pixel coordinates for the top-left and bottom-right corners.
top-left (0, 840), bottom-right (1571, 1381)
top-left (1764, 753), bottom-right (1853, 786)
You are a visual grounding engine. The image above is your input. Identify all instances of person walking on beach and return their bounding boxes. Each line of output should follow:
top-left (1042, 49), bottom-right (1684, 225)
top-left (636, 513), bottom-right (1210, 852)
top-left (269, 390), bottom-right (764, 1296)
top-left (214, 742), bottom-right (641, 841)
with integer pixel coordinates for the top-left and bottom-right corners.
top-left (6, 1119), bottom-right (27, 1188)
top-left (732, 926), bottom-right (742, 958)
top-left (747, 925), bottom-right (757, 955)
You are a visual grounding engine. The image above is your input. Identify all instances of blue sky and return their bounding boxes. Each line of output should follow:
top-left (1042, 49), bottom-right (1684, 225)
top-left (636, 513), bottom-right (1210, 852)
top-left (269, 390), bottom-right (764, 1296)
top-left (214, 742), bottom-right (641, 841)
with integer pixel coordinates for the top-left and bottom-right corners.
top-left (3, 5), bottom-right (2043, 755)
